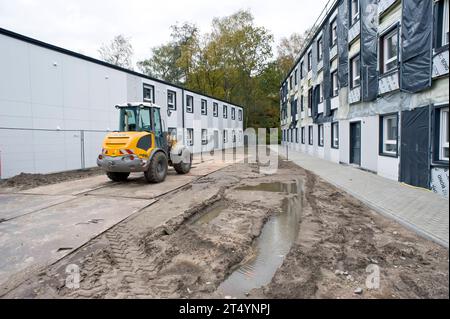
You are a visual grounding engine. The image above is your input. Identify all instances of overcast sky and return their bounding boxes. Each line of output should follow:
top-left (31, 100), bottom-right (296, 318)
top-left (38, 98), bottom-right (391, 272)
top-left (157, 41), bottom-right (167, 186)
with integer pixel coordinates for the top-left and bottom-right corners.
top-left (1, 0), bottom-right (329, 66)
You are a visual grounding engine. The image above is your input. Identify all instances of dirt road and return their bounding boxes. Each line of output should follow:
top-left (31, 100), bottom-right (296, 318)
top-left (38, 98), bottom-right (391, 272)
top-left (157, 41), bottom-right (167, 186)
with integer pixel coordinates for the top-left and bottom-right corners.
top-left (1, 160), bottom-right (448, 299)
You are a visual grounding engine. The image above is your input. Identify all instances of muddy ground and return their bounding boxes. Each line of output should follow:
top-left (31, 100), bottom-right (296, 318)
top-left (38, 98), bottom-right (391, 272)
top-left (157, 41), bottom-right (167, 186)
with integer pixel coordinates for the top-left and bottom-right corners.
top-left (0, 167), bottom-right (103, 191)
top-left (1, 160), bottom-right (448, 299)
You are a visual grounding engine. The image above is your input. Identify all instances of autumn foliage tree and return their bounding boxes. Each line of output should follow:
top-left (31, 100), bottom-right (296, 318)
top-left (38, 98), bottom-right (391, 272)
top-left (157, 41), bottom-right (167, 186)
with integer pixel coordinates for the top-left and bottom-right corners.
top-left (137, 10), bottom-right (305, 131)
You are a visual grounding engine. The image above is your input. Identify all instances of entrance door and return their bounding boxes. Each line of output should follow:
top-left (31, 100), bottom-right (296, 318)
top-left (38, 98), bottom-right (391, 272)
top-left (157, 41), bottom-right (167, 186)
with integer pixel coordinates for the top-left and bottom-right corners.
top-left (350, 122), bottom-right (361, 165)
top-left (400, 107), bottom-right (430, 188)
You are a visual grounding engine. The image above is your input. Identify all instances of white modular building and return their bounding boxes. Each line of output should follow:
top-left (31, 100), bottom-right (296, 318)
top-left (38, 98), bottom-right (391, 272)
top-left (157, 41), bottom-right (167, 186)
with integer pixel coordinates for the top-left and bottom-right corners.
top-left (0, 28), bottom-right (244, 179)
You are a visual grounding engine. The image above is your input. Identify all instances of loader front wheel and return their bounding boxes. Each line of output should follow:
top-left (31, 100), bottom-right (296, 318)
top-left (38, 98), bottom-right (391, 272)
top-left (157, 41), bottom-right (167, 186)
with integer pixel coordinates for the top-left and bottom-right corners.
top-left (173, 160), bottom-right (191, 174)
top-left (106, 172), bottom-right (130, 182)
top-left (145, 152), bottom-right (168, 183)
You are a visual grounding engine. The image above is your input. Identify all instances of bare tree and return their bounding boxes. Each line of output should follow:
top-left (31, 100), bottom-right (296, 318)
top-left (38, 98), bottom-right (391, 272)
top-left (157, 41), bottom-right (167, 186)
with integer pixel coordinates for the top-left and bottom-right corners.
top-left (99, 35), bottom-right (134, 70)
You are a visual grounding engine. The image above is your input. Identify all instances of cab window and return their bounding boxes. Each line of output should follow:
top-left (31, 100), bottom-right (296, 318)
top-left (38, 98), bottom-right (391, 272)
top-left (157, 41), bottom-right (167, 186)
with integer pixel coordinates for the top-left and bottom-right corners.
top-left (121, 108), bottom-right (137, 131)
top-left (152, 108), bottom-right (162, 136)
top-left (139, 107), bottom-right (151, 132)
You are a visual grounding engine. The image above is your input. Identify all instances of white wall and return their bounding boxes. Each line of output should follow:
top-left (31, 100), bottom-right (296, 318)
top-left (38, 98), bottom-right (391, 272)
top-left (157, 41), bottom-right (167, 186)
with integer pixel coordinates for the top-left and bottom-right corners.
top-left (0, 33), bottom-right (243, 178)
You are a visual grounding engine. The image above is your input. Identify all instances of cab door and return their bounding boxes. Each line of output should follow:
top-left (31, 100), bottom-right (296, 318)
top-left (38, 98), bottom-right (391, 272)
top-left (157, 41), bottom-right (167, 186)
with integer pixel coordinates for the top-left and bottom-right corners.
top-left (152, 108), bottom-right (168, 152)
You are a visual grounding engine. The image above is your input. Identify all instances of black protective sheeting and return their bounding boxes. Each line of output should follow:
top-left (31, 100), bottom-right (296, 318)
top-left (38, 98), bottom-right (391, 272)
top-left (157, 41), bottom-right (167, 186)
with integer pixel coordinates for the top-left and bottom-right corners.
top-left (400, 0), bottom-right (433, 93)
top-left (360, 0), bottom-right (379, 102)
top-left (337, 0), bottom-right (349, 87)
top-left (322, 19), bottom-right (332, 117)
top-left (400, 106), bottom-right (430, 189)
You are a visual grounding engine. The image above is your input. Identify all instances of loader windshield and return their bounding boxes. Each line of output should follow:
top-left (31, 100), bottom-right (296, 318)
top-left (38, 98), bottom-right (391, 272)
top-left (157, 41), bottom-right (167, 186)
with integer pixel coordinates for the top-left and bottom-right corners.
top-left (119, 107), bottom-right (151, 132)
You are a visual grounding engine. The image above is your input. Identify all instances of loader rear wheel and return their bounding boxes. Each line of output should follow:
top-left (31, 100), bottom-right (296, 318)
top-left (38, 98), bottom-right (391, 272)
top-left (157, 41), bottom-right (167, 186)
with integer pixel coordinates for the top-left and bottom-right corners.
top-left (106, 172), bottom-right (130, 182)
top-left (145, 152), bottom-right (168, 183)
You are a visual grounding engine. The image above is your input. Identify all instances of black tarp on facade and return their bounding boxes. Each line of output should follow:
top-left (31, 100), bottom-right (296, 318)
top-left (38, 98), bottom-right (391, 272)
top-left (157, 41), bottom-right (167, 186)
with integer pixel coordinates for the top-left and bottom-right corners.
top-left (322, 19), bottom-right (332, 117)
top-left (360, 0), bottom-right (379, 102)
top-left (400, 106), bottom-right (431, 189)
top-left (337, 0), bottom-right (349, 87)
top-left (400, 0), bottom-right (433, 93)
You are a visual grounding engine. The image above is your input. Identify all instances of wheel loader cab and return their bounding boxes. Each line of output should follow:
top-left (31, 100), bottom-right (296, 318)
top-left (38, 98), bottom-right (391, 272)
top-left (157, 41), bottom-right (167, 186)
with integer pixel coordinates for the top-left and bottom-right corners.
top-left (97, 102), bottom-right (191, 183)
top-left (118, 104), bottom-right (168, 153)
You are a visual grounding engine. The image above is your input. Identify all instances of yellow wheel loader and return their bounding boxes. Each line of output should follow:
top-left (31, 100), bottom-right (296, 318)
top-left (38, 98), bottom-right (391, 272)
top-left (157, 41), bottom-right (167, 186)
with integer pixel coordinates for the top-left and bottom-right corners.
top-left (97, 102), bottom-right (192, 183)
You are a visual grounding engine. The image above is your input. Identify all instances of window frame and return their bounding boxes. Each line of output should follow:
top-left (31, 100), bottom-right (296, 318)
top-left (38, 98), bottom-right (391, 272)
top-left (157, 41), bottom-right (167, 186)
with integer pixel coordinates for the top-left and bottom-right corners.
top-left (223, 105), bottom-right (228, 119)
top-left (330, 18), bottom-right (338, 47)
top-left (440, 107), bottom-right (449, 161)
top-left (213, 102), bottom-right (219, 117)
top-left (201, 129), bottom-right (208, 145)
top-left (435, 0), bottom-right (450, 50)
top-left (318, 124), bottom-right (324, 147)
top-left (331, 122), bottom-right (339, 149)
top-left (350, 0), bottom-right (360, 26)
top-left (301, 127), bottom-right (306, 144)
top-left (186, 128), bottom-right (194, 146)
top-left (167, 90), bottom-right (177, 110)
top-left (143, 84), bottom-right (155, 103)
top-left (231, 107), bottom-right (236, 120)
top-left (379, 113), bottom-right (399, 158)
top-left (379, 26), bottom-right (399, 75)
top-left (308, 50), bottom-right (313, 71)
top-left (350, 54), bottom-right (361, 89)
top-left (295, 128), bottom-right (299, 143)
top-left (238, 109), bottom-right (243, 121)
top-left (300, 95), bottom-right (304, 112)
top-left (317, 36), bottom-right (323, 62)
top-left (294, 68), bottom-right (298, 85)
top-left (223, 129), bottom-right (228, 143)
top-left (200, 99), bottom-right (208, 115)
top-left (300, 61), bottom-right (304, 79)
top-left (331, 70), bottom-right (339, 97)
top-left (308, 126), bottom-right (314, 145)
top-left (186, 95), bottom-right (194, 113)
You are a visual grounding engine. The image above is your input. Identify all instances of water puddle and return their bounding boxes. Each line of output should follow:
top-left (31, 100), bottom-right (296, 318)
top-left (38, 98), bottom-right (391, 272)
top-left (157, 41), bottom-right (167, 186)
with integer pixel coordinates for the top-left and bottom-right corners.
top-left (190, 201), bottom-right (227, 225)
top-left (217, 181), bottom-right (302, 298)
top-left (236, 182), bottom-right (299, 194)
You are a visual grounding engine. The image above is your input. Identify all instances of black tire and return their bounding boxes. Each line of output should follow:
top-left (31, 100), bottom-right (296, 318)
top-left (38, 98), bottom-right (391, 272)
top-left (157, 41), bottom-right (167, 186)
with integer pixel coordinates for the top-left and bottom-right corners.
top-left (145, 152), bottom-right (168, 183)
top-left (173, 152), bottom-right (192, 174)
top-left (106, 172), bottom-right (130, 182)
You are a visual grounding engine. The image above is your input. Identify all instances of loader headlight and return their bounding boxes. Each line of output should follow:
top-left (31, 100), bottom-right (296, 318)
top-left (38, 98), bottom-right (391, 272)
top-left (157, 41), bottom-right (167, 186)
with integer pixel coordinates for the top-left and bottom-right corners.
top-left (98, 155), bottom-right (103, 160)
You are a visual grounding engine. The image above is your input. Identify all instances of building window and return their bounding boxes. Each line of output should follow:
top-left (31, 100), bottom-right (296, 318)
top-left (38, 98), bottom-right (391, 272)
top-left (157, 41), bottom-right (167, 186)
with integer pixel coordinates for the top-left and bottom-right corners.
top-left (202, 129), bottom-right (208, 145)
top-left (308, 126), bottom-right (314, 145)
top-left (238, 109), bottom-right (243, 121)
top-left (330, 19), bottom-right (338, 47)
top-left (287, 129), bottom-right (290, 142)
top-left (294, 69), bottom-right (298, 85)
top-left (318, 124), bottom-right (324, 147)
top-left (289, 75), bottom-right (293, 90)
top-left (439, 107), bottom-right (449, 161)
top-left (301, 127), bottom-right (305, 144)
top-left (308, 88), bottom-right (313, 114)
top-left (187, 128), bottom-right (194, 146)
top-left (232, 130), bottom-right (236, 143)
top-left (295, 128), bottom-right (299, 143)
top-left (201, 99), bottom-right (207, 115)
top-left (436, 0), bottom-right (450, 48)
top-left (167, 90), bottom-right (176, 110)
top-left (308, 50), bottom-right (313, 71)
top-left (317, 36), bottom-right (323, 61)
top-left (300, 95), bottom-right (304, 112)
top-left (380, 28), bottom-right (398, 74)
top-left (380, 113), bottom-right (398, 156)
top-left (319, 83), bottom-right (324, 103)
top-left (331, 122), bottom-right (339, 149)
top-left (143, 84), bottom-right (155, 103)
top-left (223, 105), bottom-right (228, 118)
top-left (350, 0), bottom-right (360, 26)
top-left (168, 127), bottom-right (177, 140)
top-left (223, 130), bottom-right (228, 143)
top-left (350, 55), bottom-right (361, 89)
top-left (300, 61), bottom-right (304, 79)
top-left (231, 107), bottom-right (236, 120)
top-left (331, 70), bottom-right (339, 97)
top-left (213, 102), bottom-right (219, 117)
top-left (290, 129), bottom-right (294, 143)
top-left (186, 95), bottom-right (194, 113)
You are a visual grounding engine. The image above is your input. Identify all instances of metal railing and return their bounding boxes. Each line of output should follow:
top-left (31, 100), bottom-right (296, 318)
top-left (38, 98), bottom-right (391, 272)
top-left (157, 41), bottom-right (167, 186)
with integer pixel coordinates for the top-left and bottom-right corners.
top-left (0, 127), bottom-right (110, 179)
